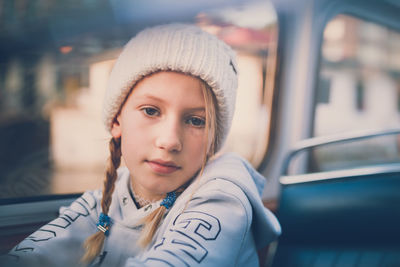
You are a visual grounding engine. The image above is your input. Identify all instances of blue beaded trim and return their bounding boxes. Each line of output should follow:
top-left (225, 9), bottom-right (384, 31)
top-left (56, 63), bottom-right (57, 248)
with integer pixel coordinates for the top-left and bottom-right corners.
top-left (97, 213), bottom-right (111, 236)
top-left (160, 192), bottom-right (177, 209)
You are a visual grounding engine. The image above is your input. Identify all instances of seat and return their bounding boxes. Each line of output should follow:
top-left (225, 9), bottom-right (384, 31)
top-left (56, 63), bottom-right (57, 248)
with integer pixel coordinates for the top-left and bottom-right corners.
top-left (270, 129), bottom-right (400, 267)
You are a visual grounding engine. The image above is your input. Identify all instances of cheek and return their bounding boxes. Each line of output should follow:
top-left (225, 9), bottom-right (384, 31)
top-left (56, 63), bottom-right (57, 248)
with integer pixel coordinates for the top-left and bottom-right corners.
top-left (120, 111), bottom-right (149, 138)
top-left (185, 131), bottom-right (207, 159)
top-left (119, 118), bottom-right (149, 154)
top-left (121, 125), bottom-right (148, 150)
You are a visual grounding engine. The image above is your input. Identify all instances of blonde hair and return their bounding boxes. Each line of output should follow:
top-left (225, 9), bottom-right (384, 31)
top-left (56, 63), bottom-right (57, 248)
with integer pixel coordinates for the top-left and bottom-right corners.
top-left (82, 77), bottom-right (218, 263)
top-left (81, 137), bottom-right (121, 263)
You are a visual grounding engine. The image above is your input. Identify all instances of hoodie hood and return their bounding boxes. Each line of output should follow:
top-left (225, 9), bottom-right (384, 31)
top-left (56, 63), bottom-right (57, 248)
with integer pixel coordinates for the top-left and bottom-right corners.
top-left (113, 153), bottom-right (281, 250)
top-left (195, 153), bottom-right (281, 248)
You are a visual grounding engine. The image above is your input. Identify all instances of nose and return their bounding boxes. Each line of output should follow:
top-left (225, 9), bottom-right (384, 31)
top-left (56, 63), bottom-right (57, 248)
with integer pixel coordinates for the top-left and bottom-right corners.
top-left (155, 117), bottom-right (182, 152)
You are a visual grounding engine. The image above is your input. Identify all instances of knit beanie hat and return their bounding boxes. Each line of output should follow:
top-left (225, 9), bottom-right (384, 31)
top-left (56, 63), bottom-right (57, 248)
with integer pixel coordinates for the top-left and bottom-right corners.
top-left (103, 23), bottom-right (238, 152)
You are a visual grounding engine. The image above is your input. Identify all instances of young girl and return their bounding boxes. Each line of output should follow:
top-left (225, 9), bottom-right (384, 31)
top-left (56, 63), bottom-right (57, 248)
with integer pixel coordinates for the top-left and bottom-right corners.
top-left (3, 23), bottom-right (280, 267)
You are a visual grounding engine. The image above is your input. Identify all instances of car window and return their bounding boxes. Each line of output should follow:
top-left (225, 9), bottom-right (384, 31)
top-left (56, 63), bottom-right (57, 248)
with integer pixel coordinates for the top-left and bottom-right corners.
top-left (310, 14), bottom-right (400, 172)
top-left (0, 0), bottom-right (278, 200)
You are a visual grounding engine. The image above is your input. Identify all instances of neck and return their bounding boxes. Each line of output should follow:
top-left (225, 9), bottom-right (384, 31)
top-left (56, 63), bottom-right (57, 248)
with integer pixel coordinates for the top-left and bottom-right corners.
top-left (129, 179), bottom-right (164, 208)
top-left (132, 188), bottom-right (164, 208)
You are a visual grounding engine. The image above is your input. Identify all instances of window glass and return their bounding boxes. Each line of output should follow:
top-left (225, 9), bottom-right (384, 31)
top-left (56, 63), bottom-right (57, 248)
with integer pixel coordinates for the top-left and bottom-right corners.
top-left (0, 0), bottom-right (277, 200)
top-left (311, 15), bottom-right (400, 172)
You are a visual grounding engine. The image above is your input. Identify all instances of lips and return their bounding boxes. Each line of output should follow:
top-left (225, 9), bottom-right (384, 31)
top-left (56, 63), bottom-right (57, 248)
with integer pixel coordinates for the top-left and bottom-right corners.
top-left (146, 159), bottom-right (181, 174)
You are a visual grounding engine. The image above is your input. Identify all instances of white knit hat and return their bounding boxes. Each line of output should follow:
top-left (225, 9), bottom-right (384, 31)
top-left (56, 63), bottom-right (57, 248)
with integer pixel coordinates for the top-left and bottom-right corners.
top-left (103, 23), bottom-right (238, 152)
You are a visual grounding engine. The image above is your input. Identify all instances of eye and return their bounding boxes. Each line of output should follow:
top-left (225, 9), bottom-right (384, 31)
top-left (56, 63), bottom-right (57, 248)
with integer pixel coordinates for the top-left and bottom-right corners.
top-left (187, 116), bottom-right (205, 127)
top-left (141, 107), bottom-right (160, 117)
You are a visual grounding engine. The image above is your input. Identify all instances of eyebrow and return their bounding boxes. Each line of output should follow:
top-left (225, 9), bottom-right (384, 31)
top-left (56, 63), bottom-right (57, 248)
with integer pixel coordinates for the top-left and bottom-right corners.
top-left (138, 94), bottom-right (165, 103)
top-left (137, 94), bottom-right (205, 112)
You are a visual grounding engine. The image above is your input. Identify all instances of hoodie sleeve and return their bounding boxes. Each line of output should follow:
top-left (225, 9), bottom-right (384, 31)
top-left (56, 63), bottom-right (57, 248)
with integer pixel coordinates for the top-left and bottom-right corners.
top-left (1, 191), bottom-right (100, 267)
top-left (125, 179), bottom-right (258, 267)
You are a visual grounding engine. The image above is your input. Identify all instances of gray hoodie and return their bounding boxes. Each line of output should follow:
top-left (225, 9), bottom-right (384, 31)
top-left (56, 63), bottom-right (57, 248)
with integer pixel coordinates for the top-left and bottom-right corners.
top-left (4, 153), bottom-right (280, 267)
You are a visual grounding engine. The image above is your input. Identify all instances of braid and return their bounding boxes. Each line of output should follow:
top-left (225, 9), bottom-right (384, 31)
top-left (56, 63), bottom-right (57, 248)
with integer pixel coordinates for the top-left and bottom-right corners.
top-left (101, 138), bottom-right (122, 214)
top-left (138, 187), bottom-right (183, 248)
top-left (81, 138), bottom-right (121, 264)
top-left (138, 205), bottom-right (167, 248)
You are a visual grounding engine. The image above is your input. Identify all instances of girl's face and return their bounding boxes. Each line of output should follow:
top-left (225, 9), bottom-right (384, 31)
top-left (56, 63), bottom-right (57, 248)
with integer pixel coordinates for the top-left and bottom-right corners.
top-left (111, 71), bottom-right (208, 201)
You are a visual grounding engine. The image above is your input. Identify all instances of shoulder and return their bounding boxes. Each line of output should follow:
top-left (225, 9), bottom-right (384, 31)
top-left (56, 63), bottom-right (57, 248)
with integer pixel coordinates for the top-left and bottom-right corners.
top-left (191, 178), bottom-right (253, 226)
top-left (138, 179), bottom-right (254, 266)
top-left (201, 153), bottom-right (266, 195)
top-left (41, 190), bottom-right (101, 238)
top-left (171, 177), bottom-right (253, 241)
top-left (187, 152), bottom-right (265, 216)
top-left (60, 190), bottom-right (100, 222)
top-left (196, 177), bottom-right (251, 211)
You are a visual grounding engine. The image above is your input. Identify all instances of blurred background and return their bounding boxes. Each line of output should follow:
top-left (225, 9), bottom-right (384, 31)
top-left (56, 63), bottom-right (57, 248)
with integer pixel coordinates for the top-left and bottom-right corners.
top-left (0, 0), bottom-right (399, 200)
top-left (0, 0), bottom-right (278, 199)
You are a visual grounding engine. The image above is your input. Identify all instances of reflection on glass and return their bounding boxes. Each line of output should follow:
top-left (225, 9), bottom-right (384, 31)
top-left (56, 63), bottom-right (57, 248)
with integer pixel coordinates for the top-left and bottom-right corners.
top-left (0, 1), bottom-right (277, 199)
